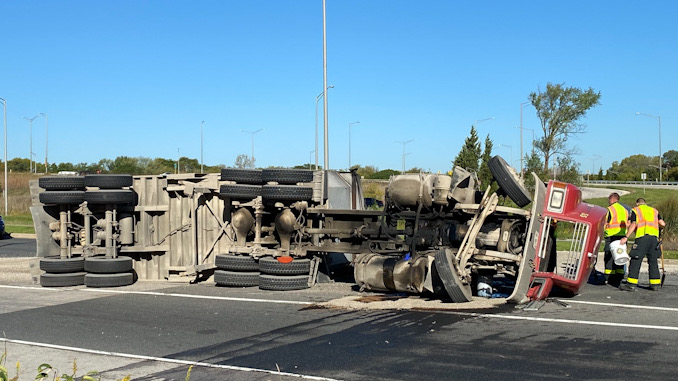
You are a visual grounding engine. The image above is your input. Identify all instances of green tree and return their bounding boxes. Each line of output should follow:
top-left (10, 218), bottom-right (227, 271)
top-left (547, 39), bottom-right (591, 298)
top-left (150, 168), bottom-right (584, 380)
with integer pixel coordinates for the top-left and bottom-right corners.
top-left (554, 155), bottom-right (582, 185)
top-left (8, 158), bottom-right (30, 172)
top-left (371, 169), bottom-right (400, 179)
top-left (477, 134), bottom-right (493, 188)
top-left (663, 150), bottom-right (678, 169)
top-left (179, 157), bottom-right (200, 173)
top-left (453, 126), bottom-right (481, 173)
top-left (529, 83), bottom-right (601, 171)
top-left (608, 154), bottom-right (658, 181)
top-left (234, 154), bottom-right (254, 169)
top-left (147, 158), bottom-right (176, 174)
top-left (523, 151), bottom-right (546, 192)
top-left (356, 165), bottom-right (378, 178)
top-left (110, 156), bottom-right (141, 174)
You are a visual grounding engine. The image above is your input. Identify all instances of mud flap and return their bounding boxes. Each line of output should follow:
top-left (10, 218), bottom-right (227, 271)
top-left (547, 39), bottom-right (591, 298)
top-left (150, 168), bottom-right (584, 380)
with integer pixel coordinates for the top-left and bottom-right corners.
top-left (434, 248), bottom-right (472, 302)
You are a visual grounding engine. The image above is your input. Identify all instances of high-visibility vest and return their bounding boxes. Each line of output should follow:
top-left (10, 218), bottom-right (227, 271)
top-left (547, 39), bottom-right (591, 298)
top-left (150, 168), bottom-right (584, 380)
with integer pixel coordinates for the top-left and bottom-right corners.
top-left (633, 204), bottom-right (660, 238)
top-left (605, 202), bottom-right (628, 237)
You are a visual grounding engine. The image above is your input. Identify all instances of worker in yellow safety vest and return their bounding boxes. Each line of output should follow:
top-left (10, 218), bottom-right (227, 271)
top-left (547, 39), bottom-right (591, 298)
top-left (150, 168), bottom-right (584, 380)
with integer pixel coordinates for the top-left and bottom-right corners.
top-left (603, 193), bottom-right (628, 287)
top-left (619, 198), bottom-right (666, 291)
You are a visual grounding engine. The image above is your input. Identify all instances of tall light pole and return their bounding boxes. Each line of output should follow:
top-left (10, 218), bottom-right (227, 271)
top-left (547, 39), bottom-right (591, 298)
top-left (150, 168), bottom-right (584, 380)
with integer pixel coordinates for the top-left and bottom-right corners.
top-left (39, 112), bottom-right (48, 173)
top-left (499, 144), bottom-right (513, 170)
top-left (315, 85), bottom-right (333, 169)
top-left (519, 102), bottom-right (530, 179)
top-left (395, 139), bottom-right (414, 173)
top-left (591, 155), bottom-right (602, 176)
top-left (636, 112), bottom-right (662, 182)
top-left (348, 121), bottom-right (360, 168)
top-left (322, 0), bottom-right (330, 170)
top-left (473, 117), bottom-right (494, 130)
top-left (241, 129), bottom-right (263, 169)
top-left (0, 97), bottom-right (7, 215)
top-left (23, 115), bottom-right (39, 173)
top-left (177, 148), bottom-right (180, 174)
top-left (200, 121), bottom-right (204, 173)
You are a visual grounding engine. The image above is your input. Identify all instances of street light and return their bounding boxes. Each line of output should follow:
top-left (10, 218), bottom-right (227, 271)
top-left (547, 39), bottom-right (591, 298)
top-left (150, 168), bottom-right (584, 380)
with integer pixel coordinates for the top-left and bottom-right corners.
top-left (39, 113), bottom-right (48, 173)
top-left (591, 154), bottom-right (602, 179)
top-left (519, 102), bottom-right (531, 179)
top-left (473, 117), bottom-right (494, 129)
top-left (23, 115), bottom-right (39, 173)
top-left (499, 144), bottom-right (513, 170)
top-left (636, 112), bottom-right (662, 182)
top-left (395, 139), bottom-right (414, 173)
top-left (241, 129), bottom-right (263, 169)
top-left (348, 121), bottom-right (360, 168)
top-left (200, 121), bottom-right (204, 173)
top-left (177, 148), bottom-right (180, 174)
top-left (322, 0), bottom-right (329, 170)
top-left (0, 97), bottom-right (7, 215)
top-left (315, 85), bottom-right (333, 169)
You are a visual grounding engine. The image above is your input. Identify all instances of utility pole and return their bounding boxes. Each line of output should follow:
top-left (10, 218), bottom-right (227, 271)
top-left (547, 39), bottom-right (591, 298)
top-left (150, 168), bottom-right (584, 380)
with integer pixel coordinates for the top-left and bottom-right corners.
top-left (23, 115), bottom-right (39, 173)
top-left (1, 97), bottom-right (8, 215)
top-left (395, 139), bottom-right (414, 173)
top-left (40, 113), bottom-right (48, 173)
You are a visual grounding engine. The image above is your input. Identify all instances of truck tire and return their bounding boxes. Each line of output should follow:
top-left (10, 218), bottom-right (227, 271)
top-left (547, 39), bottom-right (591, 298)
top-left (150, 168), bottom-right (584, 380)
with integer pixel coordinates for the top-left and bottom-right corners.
top-left (214, 270), bottom-right (259, 287)
top-left (84, 190), bottom-right (135, 204)
top-left (84, 174), bottom-right (133, 189)
top-left (84, 256), bottom-right (134, 274)
top-left (220, 169), bottom-right (262, 184)
top-left (85, 273), bottom-right (134, 288)
top-left (488, 155), bottom-right (531, 207)
top-left (433, 249), bottom-right (473, 302)
top-left (259, 274), bottom-right (310, 291)
top-left (39, 256), bottom-right (85, 273)
top-left (39, 191), bottom-right (86, 205)
top-left (219, 184), bottom-right (262, 199)
top-left (261, 185), bottom-right (313, 201)
top-left (259, 257), bottom-right (310, 275)
top-left (39, 176), bottom-right (85, 191)
top-left (40, 272), bottom-right (86, 287)
top-left (214, 254), bottom-right (259, 271)
top-left (262, 169), bottom-right (314, 184)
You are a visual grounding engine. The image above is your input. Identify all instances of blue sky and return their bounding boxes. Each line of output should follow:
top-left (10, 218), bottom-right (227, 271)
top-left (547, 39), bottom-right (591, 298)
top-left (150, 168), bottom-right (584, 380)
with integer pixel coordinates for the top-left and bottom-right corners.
top-left (1, 0), bottom-right (676, 173)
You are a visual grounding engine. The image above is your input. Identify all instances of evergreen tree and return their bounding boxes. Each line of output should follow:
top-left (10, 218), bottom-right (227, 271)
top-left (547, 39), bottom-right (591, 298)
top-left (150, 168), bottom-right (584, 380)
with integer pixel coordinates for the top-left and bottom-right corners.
top-left (478, 134), bottom-right (494, 189)
top-left (453, 126), bottom-right (481, 172)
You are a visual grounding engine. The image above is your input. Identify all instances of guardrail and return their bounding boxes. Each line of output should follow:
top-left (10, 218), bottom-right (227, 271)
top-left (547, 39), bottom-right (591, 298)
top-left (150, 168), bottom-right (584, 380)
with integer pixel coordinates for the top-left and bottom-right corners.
top-left (584, 180), bottom-right (678, 186)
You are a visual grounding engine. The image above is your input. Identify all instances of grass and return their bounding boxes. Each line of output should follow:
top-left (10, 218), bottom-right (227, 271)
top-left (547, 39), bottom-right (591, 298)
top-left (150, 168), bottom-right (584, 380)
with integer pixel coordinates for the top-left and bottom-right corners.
top-left (4, 215), bottom-right (35, 234)
top-left (1, 173), bottom-right (40, 235)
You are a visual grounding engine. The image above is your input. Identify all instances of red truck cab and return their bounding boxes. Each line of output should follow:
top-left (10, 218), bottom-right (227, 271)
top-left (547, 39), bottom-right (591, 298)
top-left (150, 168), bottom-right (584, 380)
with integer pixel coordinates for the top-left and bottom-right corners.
top-left (526, 180), bottom-right (607, 300)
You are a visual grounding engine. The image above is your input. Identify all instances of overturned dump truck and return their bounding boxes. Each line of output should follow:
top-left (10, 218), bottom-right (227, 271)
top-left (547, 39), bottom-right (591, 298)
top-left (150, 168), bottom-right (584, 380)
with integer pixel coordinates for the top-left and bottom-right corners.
top-left (30, 156), bottom-right (606, 303)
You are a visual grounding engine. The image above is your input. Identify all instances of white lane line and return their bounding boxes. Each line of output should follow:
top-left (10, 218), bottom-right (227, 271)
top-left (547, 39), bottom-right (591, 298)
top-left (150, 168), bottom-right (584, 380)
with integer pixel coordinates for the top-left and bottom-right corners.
top-left (558, 299), bottom-right (678, 312)
top-left (0, 338), bottom-right (340, 381)
top-left (452, 312), bottom-right (678, 332)
top-left (0, 285), bottom-right (60, 291)
top-left (0, 284), bottom-right (312, 305)
top-left (3, 285), bottom-right (677, 331)
top-left (80, 288), bottom-right (313, 305)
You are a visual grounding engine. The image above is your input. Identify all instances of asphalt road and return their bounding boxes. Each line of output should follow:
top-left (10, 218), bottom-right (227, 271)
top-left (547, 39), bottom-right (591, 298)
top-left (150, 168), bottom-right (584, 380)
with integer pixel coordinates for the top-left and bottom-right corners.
top-left (1, 274), bottom-right (677, 380)
top-left (0, 237), bottom-right (37, 257)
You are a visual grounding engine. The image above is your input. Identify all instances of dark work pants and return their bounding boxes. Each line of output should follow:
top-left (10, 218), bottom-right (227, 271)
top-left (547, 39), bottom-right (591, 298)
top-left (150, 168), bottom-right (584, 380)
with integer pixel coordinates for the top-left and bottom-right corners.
top-left (627, 235), bottom-right (661, 284)
top-left (604, 236), bottom-right (626, 283)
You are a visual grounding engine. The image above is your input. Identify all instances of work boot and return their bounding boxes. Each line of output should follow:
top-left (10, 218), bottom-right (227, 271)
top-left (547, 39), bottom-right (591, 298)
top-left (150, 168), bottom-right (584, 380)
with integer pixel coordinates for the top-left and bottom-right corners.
top-left (619, 283), bottom-right (636, 292)
top-left (607, 274), bottom-right (622, 287)
top-left (649, 285), bottom-right (660, 291)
